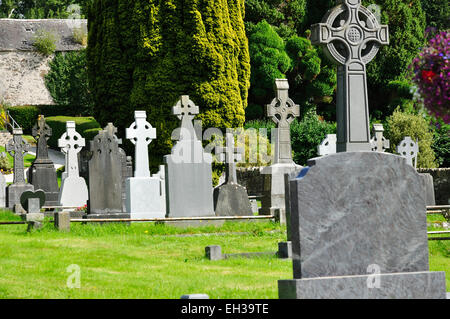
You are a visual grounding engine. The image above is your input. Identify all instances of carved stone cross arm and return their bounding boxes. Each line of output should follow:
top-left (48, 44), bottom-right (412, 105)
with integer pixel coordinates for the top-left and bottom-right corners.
top-left (311, 0), bottom-right (389, 152)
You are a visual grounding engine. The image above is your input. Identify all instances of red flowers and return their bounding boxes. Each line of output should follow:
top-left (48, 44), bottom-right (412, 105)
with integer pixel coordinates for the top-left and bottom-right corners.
top-left (421, 70), bottom-right (436, 83)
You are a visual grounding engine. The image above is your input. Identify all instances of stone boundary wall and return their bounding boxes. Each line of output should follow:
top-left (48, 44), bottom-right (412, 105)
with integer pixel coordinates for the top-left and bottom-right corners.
top-left (239, 166), bottom-right (450, 205)
top-left (0, 19), bottom-right (87, 106)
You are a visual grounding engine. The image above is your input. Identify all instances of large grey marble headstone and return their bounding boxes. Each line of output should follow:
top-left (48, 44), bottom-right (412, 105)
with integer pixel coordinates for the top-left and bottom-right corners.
top-left (278, 152), bottom-right (447, 299)
top-left (164, 96), bottom-right (214, 218)
top-left (311, 0), bottom-right (389, 152)
top-left (88, 123), bottom-right (124, 216)
top-left (28, 115), bottom-right (59, 206)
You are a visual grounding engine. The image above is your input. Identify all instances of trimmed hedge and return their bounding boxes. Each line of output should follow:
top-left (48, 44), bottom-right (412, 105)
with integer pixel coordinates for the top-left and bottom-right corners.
top-left (45, 116), bottom-right (102, 149)
top-left (6, 105), bottom-right (82, 134)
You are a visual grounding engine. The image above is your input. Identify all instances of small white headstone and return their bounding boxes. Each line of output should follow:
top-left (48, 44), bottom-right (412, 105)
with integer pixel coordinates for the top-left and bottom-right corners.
top-left (396, 136), bottom-right (419, 168)
top-left (318, 134), bottom-right (337, 156)
top-left (58, 121), bottom-right (88, 207)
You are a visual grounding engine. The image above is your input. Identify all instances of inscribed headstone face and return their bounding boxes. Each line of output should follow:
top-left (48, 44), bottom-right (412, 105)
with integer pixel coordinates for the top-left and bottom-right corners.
top-left (278, 152), bottom-right (447, 299)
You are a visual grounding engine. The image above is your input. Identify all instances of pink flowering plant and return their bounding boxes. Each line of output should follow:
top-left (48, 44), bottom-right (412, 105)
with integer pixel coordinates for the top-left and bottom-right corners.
top-left (410, 29), bottom-right (450, 124)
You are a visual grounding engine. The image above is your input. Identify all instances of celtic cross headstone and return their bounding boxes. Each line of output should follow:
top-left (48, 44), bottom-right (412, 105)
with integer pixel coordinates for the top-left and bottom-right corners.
top-left (215, 132), bottom-right (244, 184)
top-left (173, 95), bottom-right (200, 141)
top-left (126, 111), bottom-right (156, 178)
top-left (6, 128), bottom-right (34, 209)
top-left (266, 79), bottom-right (299, 164)
top-left (58, 121), bottom-right (88, 207)
top-left (28, 115), bottom-right (59, 206)
top-left (125, 112), bottom-right (164, 219)
top-left (396, 136), bottom-right (419, 168)
top-left (370, 123), bottom-right (390, 153)
top-left (311, 0), bottom-right (389, 152)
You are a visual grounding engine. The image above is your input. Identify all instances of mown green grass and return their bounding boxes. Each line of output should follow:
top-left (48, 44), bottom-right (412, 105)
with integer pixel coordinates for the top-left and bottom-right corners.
top-left (0, 211), bottom-right (448, 298)
top-left (0, 212), bottom-right (289, 299)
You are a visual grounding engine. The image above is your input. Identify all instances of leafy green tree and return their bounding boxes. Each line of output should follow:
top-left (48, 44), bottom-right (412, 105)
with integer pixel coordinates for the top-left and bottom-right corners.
top-left (246, 20), bottom-right (291, 119)
top-left (285, 35), bottom-right (336, 116)
top-left (88, 0), bottom-right (250, 169)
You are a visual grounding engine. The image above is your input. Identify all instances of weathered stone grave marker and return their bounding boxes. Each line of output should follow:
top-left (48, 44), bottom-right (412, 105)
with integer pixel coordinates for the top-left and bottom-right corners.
top-left (125, 111), bottom-right (164, 218)
top-left (0, 169), bottom-right (6, 208)
top-left (260, 79), bottom-right (301, 217)
top-left (278, 152), bottom-right (447, 299)
top-left (6, 128), bottom-right (34, 209)
top-left (28, 115), bottom-right (59, 206)
top-left (396, 136), bottom-right (418, 168)
top-left (213, 132), bottom-right (252, 216)
top-left (311, 0), bottom-right (389, 152)
top-left (88, 123), bottom-right (126, 218)
top-left (58, 121), bottom-right (88, 207)
top-left (317, 134), bottom-right (337, 156)
top-left (370, 123), bottom-right (389, 152)
top-left (164, 96), bottom-right (215, 219)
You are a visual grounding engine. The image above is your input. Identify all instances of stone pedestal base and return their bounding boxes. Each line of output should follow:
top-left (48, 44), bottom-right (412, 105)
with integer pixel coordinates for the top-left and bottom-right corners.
top-left (278, 271), bottom-right (447, 299)
top-left (126, 177), bottom-right (164, 219)
top-left (259, 163), bottom-right (301, 215)
top-left (213, 183), bottom-right (252, 216)
top-left (58, 176), bottom-right (88, 208)
top-left (7, 183), bottom-right (34, 209)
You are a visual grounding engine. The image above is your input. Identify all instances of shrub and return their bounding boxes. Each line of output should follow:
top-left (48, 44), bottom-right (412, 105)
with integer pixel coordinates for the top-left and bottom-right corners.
top-left (410, 30), bottom-right (449, 124)
top-left (385, 109), bottom-right (437, 168)
top-left (290, 109), bottom-right (336, 165)
top-left (247, 20), bottom-right (291, 111)
top-left (45, 50), bottom-right (93, 116)
top-left (72, 27), bottom-right (87, 46)
top-left (6, 105), bottom-right (81, 133)
top-left (430, 117), bottom-right (450, 167)
top-left (45, 116), bottom-right (102, 149)
top-left (32, 29), bottom-right (58, 56)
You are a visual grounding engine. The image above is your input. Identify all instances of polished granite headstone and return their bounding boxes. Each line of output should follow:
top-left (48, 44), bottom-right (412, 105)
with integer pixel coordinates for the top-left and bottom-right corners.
top-left (278, 152), bottom-right (447, 299)
top-left (28, 115), bottom-right (59, 206)
top-left (6, 128), bottom-right (34, 209)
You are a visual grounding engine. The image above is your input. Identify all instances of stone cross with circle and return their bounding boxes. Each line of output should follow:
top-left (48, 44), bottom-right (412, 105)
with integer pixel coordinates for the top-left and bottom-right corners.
top-left (32, 115), bottom-right (52, 162)
top-left (172, 95), bottom-right (200, 141)
top-left (311, 0), bottom-right (389, 152)
top-left (266, 79), bottom-right (299, 164)
top-left (126, 111), bottom-right (156, 178)
top-left (6, 128), bottom-right (30, 184)
top-left (58, 121), bottom-right (85, 178)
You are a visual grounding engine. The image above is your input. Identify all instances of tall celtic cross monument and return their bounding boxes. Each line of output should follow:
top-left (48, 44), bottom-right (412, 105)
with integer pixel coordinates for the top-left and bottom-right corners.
top-left (311, 0), bottom-right (389, 152)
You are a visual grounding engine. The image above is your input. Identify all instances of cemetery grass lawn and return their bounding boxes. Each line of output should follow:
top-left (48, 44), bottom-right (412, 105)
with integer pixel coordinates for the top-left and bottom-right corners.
top-left (0, 211), bottom-right (448, 298)
top-left (0, 211), bottom-right (291, 299)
